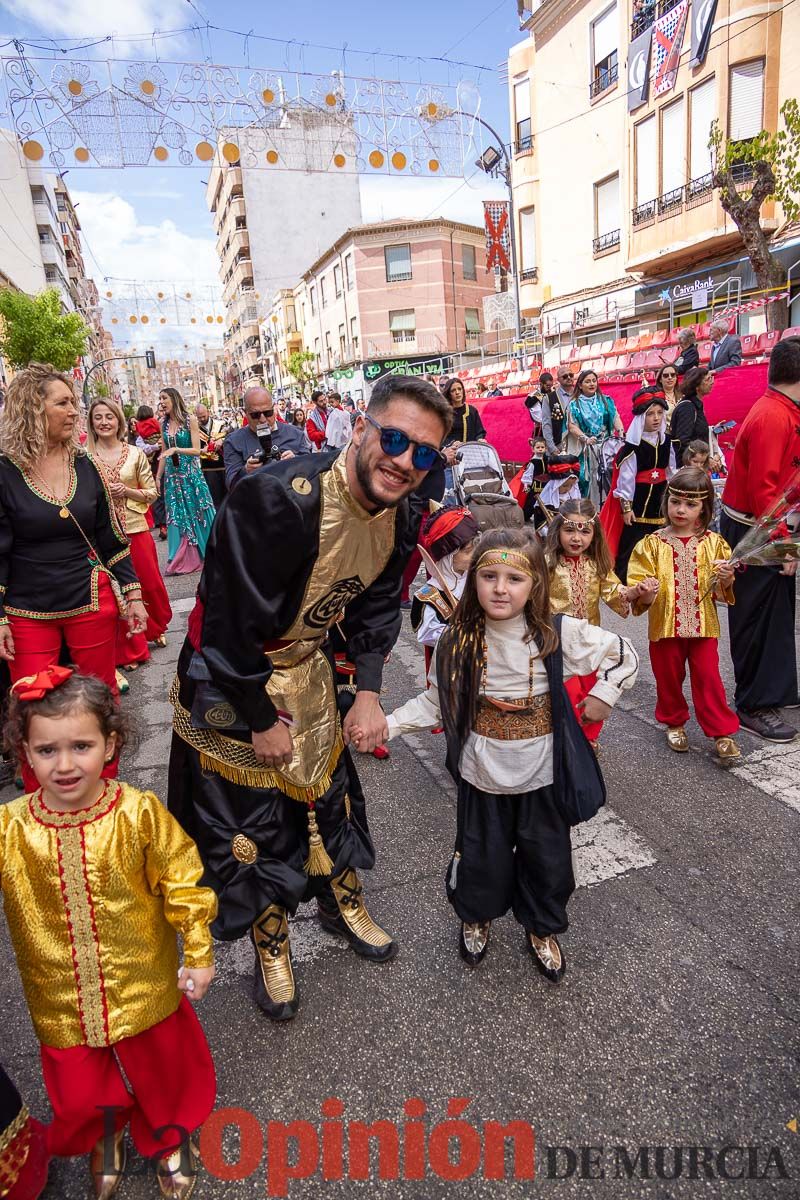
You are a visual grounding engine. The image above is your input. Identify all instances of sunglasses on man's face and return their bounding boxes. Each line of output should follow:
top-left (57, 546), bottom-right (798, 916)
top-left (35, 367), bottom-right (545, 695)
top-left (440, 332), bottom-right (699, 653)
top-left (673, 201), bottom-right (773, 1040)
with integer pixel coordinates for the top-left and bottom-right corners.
top-left (363, 412), bottom-right (443, 471)
top-left (249, 409), bottom-right (274, 420)
top-left (560, 374), bottom-right (573, 382)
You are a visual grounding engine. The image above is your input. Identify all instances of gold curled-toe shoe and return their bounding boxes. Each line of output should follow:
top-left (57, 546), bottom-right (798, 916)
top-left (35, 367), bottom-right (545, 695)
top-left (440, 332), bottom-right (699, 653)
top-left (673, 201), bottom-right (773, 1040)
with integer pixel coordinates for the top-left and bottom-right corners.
top-left (666, 726), bottom-right (689, 752)
top-left (251, 904), bottom-right (299, 1021)
top-left (459, 921), bottom-right (491, 967)
top-left (157, 1141), bottom-right (198, 1199)
top-left (89, 1128), bottom-right (126, 1199)
top-left (715, 736), bottom-right (741, 764)
top-left (317, 867), bottom-right (398, 961)
top-left (527, 932), bottom-right (567, 984)
top-left (153, 633), bottom-right (167, 648)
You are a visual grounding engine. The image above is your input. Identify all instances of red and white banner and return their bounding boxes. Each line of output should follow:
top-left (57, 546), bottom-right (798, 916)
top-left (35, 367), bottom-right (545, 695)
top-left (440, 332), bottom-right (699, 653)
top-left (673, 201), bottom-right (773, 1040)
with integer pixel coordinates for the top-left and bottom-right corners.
top-left (484, 201), bottom-right (510, 272)
top-left (718, 291), bottom-right (789, 318)
top-left (651, 0), bottom-right (689, 97)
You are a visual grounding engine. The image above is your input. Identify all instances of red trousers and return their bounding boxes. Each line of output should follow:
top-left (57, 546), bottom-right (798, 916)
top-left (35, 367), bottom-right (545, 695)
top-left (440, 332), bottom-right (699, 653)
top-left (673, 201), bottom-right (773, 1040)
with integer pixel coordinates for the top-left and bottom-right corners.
top-left (9, 575), bottom-right (120, 791)
top-left (649, 637), bottom-right (739, 738)
top-left (41, 998), bottom-right (216, 1160)
top-left (565, 671), bottom-right (604, 742)
top-left (115, 531), bottom-right (172, 667)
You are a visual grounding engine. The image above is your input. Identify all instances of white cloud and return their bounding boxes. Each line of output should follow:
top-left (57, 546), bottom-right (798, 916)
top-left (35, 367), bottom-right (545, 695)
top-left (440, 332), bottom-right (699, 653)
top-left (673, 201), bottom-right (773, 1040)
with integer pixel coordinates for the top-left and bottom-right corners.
top-left (360, 173), bottom-right (508, 229)
top-left (72, 190), bottom-right (222, 350)
top-left (1, 0), bottom-right (187, 43)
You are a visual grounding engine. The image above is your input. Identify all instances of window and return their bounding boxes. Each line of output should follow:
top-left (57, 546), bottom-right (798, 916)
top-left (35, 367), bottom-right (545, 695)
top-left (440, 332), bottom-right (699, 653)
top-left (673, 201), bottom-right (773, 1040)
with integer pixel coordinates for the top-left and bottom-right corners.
top-left (465, 309), bottom-right (481, 341)
top-left (635, 113), bottom-right (657, 207)
top-left (593, 175), bottom-right (620, 252)
top-left (344, 253), bottom-right (354, 290)
top-left (287, 304), bottom-right (296, 332)
top-left (591, 5), bottom-right (618, 97)
top-left (334, 264), bottom-right (342, 296)
top-left (519, 206), bottom-right (537, 278)
top-left (314, 336), bottom-right (320, 361)
top-left (301, 302), bottom-right (306, 327)
top-left (690, 76), bottom-right (716, 181)
top-left (309, 285), bottom-right (316, 315)
top-left (513, 78), bottom-right (532, 152)
top-left (660, 96), bottom-right (685, 198)
top-left (462, 243), bottom-right (477, 281)
top-left (350, 315), bottom-right (359, 351)
top-left (320, 276), bottom-right (328, 308)
top-left (339, 323), bottom-right (346, 356)
top-left (385, 244), bottom-right (412, 282)
top-left (389, 309), bottom-right (415, 343)
top-left (729, 60), bottom-right (764, 142)
top-left (325, 331), bottom-right (332, 355)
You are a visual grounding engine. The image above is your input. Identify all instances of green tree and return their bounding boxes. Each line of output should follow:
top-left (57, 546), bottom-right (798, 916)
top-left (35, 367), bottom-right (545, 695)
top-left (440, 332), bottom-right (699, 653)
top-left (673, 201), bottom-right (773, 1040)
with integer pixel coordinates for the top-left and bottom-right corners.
top-left (711, 99), bottom-right (800, 331)
top-left (0, 287), bottom-right (89, 371)
top-left (286, 349), bottom-right (317, 395)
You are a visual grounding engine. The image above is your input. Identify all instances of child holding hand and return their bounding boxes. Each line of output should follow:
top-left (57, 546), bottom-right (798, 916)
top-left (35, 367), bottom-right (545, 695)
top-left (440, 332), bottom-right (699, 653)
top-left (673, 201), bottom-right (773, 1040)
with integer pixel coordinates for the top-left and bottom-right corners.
top-left (0, 668), bottom-right (217, 1199)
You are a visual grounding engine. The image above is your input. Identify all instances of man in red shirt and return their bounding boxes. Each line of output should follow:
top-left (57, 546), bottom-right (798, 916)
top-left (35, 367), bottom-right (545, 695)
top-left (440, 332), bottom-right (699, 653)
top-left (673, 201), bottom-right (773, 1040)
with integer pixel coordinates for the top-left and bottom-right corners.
top-left (305, 389), bottom-right (329, 450)
top-left (720, 337), bottom-right (800, 741)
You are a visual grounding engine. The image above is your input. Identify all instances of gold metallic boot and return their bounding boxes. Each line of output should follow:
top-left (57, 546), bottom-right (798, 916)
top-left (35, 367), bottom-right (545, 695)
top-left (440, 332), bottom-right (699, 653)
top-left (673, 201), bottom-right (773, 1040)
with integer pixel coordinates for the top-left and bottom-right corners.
top-left (251, 904), bottom-right (299, 1021)
top-left (89, 1128), bottom-right (126, 1199)
top-left (666, 726), bottom-right (689, 752)
top-left (715, 736), bottom-right (741, 764)
top-left (317, 867), bottom-right (397, 961)
top-left (527, 932), bottom-right (567, 984)
top-left (157, 1140), bottom-right (198, 1199)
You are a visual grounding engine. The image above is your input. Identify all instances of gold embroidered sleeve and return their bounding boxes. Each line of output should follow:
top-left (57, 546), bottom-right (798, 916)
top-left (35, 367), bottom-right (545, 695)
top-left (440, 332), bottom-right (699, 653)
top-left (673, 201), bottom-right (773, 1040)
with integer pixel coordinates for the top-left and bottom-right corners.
top-left (133, 448), bottom-right (158, 506)
top-left (626, 538), bottom-right (659, 617)
top-left (599, 569), bottom-right (630, 617)
top-left (138, 793), bottom-right (217, 969)
top-left (708, 532), bottom-right (735, 606)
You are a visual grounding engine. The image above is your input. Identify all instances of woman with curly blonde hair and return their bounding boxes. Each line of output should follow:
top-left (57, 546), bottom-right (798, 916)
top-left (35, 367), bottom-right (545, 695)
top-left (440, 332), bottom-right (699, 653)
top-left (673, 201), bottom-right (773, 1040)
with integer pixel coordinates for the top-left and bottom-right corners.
top-left (0, 363), bottom-right (147, 788)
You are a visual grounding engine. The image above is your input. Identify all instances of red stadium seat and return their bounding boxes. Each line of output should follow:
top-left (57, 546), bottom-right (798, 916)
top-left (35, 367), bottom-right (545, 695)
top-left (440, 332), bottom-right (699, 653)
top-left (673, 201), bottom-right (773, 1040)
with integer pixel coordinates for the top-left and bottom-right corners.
top-left (698, 340), bottom-right (712, 363)
top-left (638, 330), bottom-right (653, 349)
top-left (604, 355), bottom-right (620, 372)
top-left (780, 325), bottom-right (800, 339)
top-left (757, 330), bottom-right (781, 355)
top-left (624, 335), bottom-right (640, 351)
top-left (578, 344), bottom-right (593, 360)
top-left (644, 348), bottom-right (668, 369)
top-left (651, 329), bottom-right (668, 347)
top-left (616, 354), bottom-right (631, 371)
top-left (668, 326), bottom-right (683, 345)
top-left (628, 350), bottom-right (647, 370)
top-left (695, 322), bottom-right (710, 340)
top-left (740, 334), bottom-right (759, 357)
top-left (611, 337), bottom-right (627, 354)
top-left (599, 339), bottom-right (614, 356)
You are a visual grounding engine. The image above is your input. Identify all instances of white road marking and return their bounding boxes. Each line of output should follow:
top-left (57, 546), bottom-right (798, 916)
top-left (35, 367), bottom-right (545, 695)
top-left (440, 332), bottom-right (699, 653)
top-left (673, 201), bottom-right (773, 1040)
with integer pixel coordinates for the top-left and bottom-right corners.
top-left (727, 740), bottom-right (800, 814)
top-left (572, 807), bottom-right (657, 886)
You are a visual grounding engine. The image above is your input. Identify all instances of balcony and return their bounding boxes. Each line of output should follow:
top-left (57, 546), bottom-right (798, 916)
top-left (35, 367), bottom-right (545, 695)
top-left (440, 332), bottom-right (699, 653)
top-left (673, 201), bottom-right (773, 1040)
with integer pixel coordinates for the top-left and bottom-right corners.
top-left (515, 133), bottom-right (534, 156)
top-left (231, 256), bottom-right (254, 291)
top-left (520, 267), bottom-right (539, 282)
top-left (223, 226), bottom-right (250, 276)
top-left (589, 61), bottom-right (618, 100)
top-left (632, 198), bottom-right (657, 228)
top-left (629, 0), bottom-right (681, 41)
top-left (657, 185), bottom-right (684, 217)
top-left (592, 229), bottom-right (621, 256)
top-left (40, 240), bottom-right (66, 268)
top-left (686, 173), bottom-right (714, 209)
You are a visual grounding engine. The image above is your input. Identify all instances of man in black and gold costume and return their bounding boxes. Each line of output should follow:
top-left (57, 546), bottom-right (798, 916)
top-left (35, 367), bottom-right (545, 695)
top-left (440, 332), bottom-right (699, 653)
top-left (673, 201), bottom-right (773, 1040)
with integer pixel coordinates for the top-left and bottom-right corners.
top-left (168, 375), bottom-right (452, 1020)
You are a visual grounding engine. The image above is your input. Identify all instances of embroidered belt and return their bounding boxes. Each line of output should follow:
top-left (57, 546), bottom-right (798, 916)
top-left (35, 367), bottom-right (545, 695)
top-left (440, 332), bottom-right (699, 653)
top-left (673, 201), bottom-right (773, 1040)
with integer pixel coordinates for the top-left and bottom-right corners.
top-left (474, 694), bottom-right (552, 740)
top-left (635, 468), bottom-right (667, 484)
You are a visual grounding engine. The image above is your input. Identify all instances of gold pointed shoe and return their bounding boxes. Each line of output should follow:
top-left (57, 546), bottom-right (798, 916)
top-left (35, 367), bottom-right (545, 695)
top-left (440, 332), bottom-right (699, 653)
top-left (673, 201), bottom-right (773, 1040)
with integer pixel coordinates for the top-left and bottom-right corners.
top-left (251, 905), bottom-right (299, 1021)
top-left (715, 736), bottom-right (741, 764)
top-left (157, 1141), bottom-right (198, 1199)
top-left (317, 868), bottom-right (398, 961)
top-left (527, 932), bottom-right (567, 984)
top-left (666, 726), bottom-right (689, 752)
top-left (89, 1128), bottom-right (126, 1199)
top-left (459, 921), bottom-right (491, 967)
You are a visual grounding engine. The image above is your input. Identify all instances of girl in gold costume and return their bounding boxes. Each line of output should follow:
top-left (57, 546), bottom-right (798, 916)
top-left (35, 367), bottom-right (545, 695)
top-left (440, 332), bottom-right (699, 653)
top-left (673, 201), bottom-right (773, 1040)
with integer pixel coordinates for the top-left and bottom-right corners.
top-left (0, 669), bottom-right (217, 1199)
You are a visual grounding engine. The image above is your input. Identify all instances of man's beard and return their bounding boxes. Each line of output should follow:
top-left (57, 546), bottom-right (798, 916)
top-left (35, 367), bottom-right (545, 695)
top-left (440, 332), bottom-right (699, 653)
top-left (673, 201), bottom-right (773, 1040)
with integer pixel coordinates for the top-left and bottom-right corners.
top-left (354, 441), bottom-right (411, 510)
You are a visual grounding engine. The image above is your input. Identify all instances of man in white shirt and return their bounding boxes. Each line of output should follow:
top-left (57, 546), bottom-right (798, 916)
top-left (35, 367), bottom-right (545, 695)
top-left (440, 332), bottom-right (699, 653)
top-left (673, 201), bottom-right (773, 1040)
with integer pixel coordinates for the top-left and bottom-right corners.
top-left (708, 318), bottom-right (743, 372)
top-left (324, 392), bottom-right (353, 449)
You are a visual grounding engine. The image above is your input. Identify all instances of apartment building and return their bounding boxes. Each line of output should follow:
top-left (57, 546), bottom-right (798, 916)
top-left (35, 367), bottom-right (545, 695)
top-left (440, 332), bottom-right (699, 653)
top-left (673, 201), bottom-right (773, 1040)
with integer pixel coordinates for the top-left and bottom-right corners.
top-left (510, 0), bottom-right (800, 347)
top-left (295, 218), bottom-right (495, 390)
top-left (261, 288), bottom-right (303, 396)
top-left (205, 109), bottom-right (362, 391)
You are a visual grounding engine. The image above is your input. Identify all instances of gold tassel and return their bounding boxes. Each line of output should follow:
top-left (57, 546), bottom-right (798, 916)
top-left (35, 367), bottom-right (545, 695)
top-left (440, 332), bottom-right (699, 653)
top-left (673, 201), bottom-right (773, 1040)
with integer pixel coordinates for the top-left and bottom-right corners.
top-left (304, 807), bottom-right (334, 876)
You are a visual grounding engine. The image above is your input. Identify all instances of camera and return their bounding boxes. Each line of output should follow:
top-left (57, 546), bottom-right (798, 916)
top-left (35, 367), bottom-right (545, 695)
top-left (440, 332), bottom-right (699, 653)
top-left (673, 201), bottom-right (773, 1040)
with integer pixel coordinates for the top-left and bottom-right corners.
top-left (254, 427), bottom-right (282, 464)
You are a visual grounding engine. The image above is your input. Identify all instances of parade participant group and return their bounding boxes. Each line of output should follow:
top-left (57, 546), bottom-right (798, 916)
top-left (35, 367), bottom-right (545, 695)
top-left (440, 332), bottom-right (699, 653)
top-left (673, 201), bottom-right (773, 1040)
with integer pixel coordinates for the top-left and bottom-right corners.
top-left (0, 340), bottom-right (799, 1199)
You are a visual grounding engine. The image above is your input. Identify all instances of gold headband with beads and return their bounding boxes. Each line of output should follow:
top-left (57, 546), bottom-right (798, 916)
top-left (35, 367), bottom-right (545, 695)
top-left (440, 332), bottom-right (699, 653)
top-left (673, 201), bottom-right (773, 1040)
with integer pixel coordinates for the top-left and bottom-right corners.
top-left (667, 484), bottom-right (708, 499)
top-left (475, 549), bottom-right (534, 577)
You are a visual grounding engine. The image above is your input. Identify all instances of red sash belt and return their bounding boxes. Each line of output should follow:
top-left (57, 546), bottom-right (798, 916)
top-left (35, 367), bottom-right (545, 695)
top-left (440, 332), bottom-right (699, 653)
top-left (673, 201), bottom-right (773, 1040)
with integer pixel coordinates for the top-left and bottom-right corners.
top-left (635, 467), bottom-right (667, 484)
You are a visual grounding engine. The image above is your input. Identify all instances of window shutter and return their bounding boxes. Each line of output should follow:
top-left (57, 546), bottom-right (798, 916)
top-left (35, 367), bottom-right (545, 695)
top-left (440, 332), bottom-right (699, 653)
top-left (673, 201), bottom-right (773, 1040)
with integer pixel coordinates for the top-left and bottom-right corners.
top-left (592, 5), bottom-right (617, 65)
top-left (519, 207), bottom-right (536, 271)
top-left (595, 175), bottom-right (619, 235)
top-left (389, 310), bottom-right (414, 332)
top-left (729, 60), bottom-right (764, 141)
top-left (465, 309), bottom-right (481, 333)
top-left (635, 114), bottom-right (656, 204)
top-left (661, 97), bottom-right (685, 193)
top-left (514, 78), bottom-right (531, 124)
top-left (385, 244), bottom-right (412, 281)
top-left (690, 77), bottom-right (716, 180)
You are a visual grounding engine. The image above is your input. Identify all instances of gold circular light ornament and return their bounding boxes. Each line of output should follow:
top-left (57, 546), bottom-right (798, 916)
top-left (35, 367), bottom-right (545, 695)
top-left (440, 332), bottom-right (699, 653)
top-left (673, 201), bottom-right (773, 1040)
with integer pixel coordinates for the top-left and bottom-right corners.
top-left (333, 153), bottom-right (346, 169)
top-left (195, 141), bottom-right (214, 162)
top-left (206, 316), bottom-right (213, 324)
top-left (191, 317), bottom-right (197, 324)
top-left (391, 152), bottom-right (407, 171)
top-left (427, 102), bottom-right (438, 118)
top-left (68, 80), bottom-right (83, 96)
top-left (140, 80), bottom-right (156, 96)
top-left (74, 147), bottom-right (90, 163)
top-left (140, 315), bottom-right (149, 324)
top-left (111, 317), bottom-right (118, 325)
top-left (153, 146), bottom-right (168, 162)
top-left (129, 316), bottom-right (137, 324)
top-left (216, 316), bottom-right (224, 323)
top-left (222, 142), bottom-right (240, 164)
top-left (429, 158), bottom-right (440, 172)
top-left (157, 291), bottom-right (164, 299)
top-left (160, 318), bottom-right (167, 324)
top-left (262, 88), bottom-right (275, 104)
top-left (325, 92), bottom-right (337, 107)
top-left (106, 290), bottom-right (113, 298)
top-left (266, 149), bottom-right (278, 165)
top-left (22, 140), bottom-right (44, 161)
top-left (368, 150), bottom-right (385, 169)
top-left (185, 292), bottom-right (192, 299)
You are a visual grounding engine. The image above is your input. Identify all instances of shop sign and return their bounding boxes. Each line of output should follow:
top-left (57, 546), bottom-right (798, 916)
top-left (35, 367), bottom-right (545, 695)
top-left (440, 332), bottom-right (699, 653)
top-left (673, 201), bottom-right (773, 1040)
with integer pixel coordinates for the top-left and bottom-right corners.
top-left (363, 354), bottom-right (451, 382)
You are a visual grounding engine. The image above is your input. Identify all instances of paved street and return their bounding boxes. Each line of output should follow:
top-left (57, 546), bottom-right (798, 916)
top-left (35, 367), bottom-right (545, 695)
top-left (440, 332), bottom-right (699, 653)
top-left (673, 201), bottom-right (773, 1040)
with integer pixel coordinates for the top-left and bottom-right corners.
top-left (1, 540), bottom-right (799, 1198)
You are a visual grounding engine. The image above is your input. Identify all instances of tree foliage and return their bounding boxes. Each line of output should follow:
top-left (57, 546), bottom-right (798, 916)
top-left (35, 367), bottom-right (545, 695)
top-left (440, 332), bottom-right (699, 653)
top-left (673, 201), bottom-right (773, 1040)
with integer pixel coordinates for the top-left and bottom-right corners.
top-left (0, 287), bottom-right (89, 371)
top-left (710, 100), bottom-right (800, 330)
top-left (286, 349), bottom-right (317, 389)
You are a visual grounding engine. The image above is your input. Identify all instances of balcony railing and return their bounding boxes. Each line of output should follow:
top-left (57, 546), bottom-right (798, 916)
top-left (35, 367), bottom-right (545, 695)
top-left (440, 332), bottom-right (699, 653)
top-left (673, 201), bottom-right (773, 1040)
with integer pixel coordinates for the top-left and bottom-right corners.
top-left (592, 229), bottom-right (621, 255)
top-left (630, 0), bottom-right (681, 40)
top-left (632, 199), bottom-right (657, 227)
top-left (520, 267), bottom-right (539, 282)
top-left (589, 62), bottom-right (618, 99)
top-left (657, 185), bottom-right (684, 216)
top-left (515, 134), bottom-right (534, 155)
top-left (686, 172), bottom-right (714, 208)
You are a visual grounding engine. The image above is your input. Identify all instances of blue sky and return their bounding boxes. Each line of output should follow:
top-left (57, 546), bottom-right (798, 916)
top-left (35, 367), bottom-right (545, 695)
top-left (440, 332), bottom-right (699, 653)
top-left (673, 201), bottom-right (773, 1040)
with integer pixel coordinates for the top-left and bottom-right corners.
top-left (0, 0), bottom-right (522, 348)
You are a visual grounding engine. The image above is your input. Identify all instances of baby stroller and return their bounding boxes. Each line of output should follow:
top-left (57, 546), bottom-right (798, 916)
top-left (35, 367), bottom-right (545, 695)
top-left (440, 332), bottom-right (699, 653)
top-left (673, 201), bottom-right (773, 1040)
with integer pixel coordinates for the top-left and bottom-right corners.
top-left (451, 442), bottom-right (523, 531)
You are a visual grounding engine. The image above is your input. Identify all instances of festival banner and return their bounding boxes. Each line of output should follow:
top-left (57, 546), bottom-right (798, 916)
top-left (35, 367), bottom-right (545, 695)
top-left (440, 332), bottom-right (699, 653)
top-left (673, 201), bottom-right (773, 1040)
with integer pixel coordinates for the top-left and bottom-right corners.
top-left (484, 201), bottom-right (511, 272)
top-left (627, 26), bottom-right (653, 112)
top-left (651, 0), bottom-right (690, 97)
top-left (690, 0), bottom-right (718, 65)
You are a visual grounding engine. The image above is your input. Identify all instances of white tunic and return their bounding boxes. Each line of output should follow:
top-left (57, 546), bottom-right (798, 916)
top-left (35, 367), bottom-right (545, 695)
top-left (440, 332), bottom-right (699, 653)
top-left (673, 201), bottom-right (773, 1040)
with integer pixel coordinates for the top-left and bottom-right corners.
top-left (386, 613), bottom-right (638, 795)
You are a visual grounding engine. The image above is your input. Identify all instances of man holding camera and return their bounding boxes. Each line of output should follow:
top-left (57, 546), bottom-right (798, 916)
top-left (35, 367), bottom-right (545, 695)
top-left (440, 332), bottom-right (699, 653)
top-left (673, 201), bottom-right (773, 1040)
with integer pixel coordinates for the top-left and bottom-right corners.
top-left (223, 386), bottom-right (309, 490)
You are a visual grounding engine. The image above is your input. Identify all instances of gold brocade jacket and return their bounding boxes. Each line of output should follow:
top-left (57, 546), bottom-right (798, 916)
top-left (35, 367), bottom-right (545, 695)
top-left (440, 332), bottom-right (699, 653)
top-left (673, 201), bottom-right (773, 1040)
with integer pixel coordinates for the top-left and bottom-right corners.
top-left (548, 556), bottom-right (629, 627)
top-left (0, 782), bottom-right (216, 1049)
top-left (627, 529), bottom-right (734, 641)
top-left (92, 445), bottom-right (158, 535)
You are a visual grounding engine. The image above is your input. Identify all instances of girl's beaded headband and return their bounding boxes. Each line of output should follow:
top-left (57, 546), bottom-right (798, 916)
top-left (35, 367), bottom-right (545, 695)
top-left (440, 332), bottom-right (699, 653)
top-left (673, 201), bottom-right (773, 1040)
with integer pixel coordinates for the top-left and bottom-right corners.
top-left (475, 550), bottom-right (534, 577)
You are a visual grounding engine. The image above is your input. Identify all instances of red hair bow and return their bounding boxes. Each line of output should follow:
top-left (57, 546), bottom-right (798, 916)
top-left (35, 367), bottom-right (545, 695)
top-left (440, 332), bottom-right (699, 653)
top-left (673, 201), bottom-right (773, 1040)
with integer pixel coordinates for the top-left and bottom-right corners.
top-left (11, 665), bottom-right (74, 701)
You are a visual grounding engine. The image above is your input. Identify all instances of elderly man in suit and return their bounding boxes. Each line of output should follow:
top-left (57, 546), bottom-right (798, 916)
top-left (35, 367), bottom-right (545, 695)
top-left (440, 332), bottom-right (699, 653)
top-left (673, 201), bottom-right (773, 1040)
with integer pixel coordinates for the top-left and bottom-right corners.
top-left (708, 318), bottom-right (743, 372)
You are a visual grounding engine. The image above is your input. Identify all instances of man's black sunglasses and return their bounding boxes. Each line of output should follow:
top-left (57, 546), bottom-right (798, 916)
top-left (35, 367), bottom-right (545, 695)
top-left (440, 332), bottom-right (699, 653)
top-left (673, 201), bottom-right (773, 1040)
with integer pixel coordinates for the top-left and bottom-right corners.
top-left (364, 412), bottom-right (443, 470)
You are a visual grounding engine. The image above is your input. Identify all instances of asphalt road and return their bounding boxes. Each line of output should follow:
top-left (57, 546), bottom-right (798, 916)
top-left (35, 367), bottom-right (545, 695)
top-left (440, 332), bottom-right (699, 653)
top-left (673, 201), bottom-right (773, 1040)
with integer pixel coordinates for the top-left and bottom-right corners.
top-left (1, 537), bottom-right (798, 1199)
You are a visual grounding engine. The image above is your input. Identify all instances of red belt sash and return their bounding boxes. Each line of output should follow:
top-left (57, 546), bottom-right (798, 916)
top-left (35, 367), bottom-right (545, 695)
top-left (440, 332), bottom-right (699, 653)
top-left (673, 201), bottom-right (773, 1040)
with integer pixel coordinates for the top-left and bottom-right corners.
top-left (635, 467), bottom-right (667, 484)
